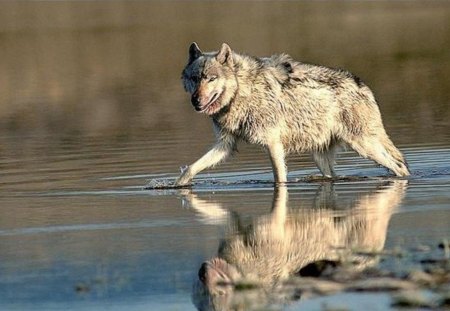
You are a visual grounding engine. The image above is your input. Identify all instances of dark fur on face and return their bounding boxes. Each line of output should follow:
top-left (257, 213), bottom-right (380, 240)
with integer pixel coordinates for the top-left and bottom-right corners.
top-left (182, 43), bottom-right (238, 115)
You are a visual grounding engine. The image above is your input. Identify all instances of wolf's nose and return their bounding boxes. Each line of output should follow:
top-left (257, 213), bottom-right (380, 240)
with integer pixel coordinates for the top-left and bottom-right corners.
top-left (191, 92), bottom-right (200, 108)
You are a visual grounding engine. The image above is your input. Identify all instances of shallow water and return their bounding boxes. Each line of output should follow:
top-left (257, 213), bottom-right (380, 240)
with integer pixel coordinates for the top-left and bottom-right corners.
top-left (1, 2), bottom-right (450, 311)
top-left (1, 136), bottom-right (449, 310)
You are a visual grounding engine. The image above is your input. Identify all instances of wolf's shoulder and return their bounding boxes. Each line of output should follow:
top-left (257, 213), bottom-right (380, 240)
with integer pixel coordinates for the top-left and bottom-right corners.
top-left (261, 54), bottom-right (366, 89)
top-left (264, 55), bottom-right (352, 78)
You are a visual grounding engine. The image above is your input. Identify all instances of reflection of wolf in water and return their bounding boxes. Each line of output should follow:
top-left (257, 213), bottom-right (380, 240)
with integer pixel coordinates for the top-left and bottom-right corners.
top-left (176, 42), bottom-right (410, 186)
top-left (184, 180), bottom-right (407, 309)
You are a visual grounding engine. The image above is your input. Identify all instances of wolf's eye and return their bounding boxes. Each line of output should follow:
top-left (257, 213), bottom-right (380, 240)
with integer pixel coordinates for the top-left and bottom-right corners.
top-left (208, 76), bottom-right (217, 82)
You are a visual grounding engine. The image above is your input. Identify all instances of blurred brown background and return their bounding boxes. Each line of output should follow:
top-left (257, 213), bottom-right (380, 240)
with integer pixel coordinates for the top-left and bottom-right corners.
top-left (0, 1), bottom-right (449, 143)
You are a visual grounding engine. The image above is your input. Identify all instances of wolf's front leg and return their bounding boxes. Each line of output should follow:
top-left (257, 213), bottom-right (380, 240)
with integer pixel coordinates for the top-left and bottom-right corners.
top-left (180, 190), bottom-right (229, 225)
top-left (175, 138), bottom-right (235, 186)
top-left (267, 140), bottom-right (288, 183)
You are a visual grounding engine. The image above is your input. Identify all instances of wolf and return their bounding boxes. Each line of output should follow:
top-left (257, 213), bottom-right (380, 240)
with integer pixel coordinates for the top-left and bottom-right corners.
top-left (176, 42), bottom-right (410, 186)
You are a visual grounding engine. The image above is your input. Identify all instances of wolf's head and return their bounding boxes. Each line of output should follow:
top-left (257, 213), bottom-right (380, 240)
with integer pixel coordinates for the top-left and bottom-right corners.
top-left (182, 43), bottom-right (238, 115)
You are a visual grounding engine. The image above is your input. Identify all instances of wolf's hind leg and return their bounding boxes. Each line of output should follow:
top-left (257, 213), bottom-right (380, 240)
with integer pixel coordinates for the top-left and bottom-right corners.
top-left (313, 145), bottom-right (338, 178)
top-left (347, 135), bottom-right (410, 177)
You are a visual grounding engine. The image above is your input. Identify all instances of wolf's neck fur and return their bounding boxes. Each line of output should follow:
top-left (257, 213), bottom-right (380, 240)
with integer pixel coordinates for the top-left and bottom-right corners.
top-left (232, 53), bottom-right (262, 81)
top-left (211, 54), bottom-right (269, 143)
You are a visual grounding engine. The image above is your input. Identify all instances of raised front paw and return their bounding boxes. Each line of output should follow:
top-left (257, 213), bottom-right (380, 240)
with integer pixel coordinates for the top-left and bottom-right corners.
top-left (175, 166), bottom-right (193, 186)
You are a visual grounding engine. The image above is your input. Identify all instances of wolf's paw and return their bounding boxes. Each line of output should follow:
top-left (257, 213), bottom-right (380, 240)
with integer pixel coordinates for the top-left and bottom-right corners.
top-left (175, 166), bottom-right (193, 186)
top-left (174, 177), bottom-right (192, 187)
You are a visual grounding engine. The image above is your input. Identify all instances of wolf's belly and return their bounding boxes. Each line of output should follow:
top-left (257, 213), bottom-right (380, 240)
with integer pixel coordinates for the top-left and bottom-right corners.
top-left (280, 122), bottom-right (336, 153)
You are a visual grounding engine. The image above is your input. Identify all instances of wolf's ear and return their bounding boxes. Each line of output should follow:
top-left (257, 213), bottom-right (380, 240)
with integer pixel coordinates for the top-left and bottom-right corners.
top-left (188, 42), bottom-right (202, 63)
top-left (216, 43), bottom-right (233, 65)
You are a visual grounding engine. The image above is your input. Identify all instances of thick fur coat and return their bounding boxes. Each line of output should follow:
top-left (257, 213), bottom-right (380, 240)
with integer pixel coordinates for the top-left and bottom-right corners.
top-left (176, 43), bottom-right (409, 185)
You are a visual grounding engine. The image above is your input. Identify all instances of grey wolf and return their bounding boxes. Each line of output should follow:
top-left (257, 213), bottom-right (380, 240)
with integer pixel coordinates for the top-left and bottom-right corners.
top-left (176, 42), bottom-right (410, 186)
top-left (187, 181), bottom-right (407, 307)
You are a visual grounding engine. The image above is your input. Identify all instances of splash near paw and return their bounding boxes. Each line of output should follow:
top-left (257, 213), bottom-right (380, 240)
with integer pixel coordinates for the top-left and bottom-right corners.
top-left (144, 178), bottom-right (191, 190)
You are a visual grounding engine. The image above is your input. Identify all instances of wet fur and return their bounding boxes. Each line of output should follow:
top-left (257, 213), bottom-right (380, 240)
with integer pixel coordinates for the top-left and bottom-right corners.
top-left (176, 43), bottom-right (410, 185)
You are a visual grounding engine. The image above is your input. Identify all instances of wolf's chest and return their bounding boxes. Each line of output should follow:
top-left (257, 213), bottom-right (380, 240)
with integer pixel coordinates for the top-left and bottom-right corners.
top-left (214, 111), bottom-right (269, 145)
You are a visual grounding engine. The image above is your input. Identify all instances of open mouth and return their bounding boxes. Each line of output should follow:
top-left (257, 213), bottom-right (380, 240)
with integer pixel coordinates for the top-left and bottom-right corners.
top-left (199, 92), bottom-right (221, 113)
